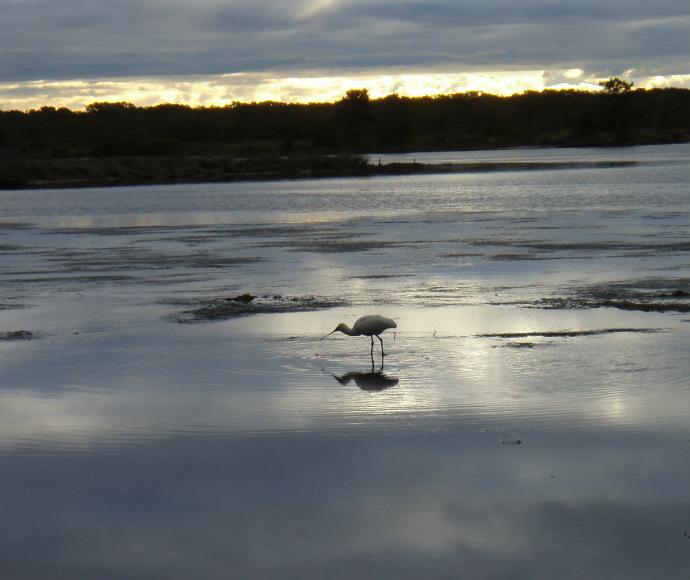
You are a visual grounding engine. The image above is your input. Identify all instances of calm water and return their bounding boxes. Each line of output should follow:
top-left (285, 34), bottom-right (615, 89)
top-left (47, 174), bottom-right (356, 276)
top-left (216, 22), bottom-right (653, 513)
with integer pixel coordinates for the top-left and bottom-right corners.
top-left (1, 144), bottom-right (689, 579)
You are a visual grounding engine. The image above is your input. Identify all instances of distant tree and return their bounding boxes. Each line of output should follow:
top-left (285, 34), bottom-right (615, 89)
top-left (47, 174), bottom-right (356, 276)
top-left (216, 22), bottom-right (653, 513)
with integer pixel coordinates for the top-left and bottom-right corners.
top-left (342, 88), bottom-right (370, 104)
top-left (336, 89), bottom-right (374, 145)
top-left (85, 102), bottom-right (137, 114)
top-left (598, 77), bottom-right (634, 94)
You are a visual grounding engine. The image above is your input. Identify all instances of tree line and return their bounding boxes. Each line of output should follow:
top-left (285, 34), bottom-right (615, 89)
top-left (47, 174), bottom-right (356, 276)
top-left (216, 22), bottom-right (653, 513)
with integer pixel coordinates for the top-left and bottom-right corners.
top-left (1, 83), bottom-right (688, 162)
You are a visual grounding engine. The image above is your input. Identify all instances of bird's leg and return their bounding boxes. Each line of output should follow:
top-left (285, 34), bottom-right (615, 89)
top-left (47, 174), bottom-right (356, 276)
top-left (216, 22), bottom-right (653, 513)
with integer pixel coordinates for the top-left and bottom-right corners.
top-left (378, 335), bottom-right (385, 356)
top-left (370, 336), bottom-right (374, 356)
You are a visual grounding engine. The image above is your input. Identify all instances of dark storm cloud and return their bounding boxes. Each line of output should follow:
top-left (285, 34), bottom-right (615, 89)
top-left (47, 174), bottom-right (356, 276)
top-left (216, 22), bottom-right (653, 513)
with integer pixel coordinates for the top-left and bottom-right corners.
top-left (342, 0), bottom-right (684, 26)
top-left (1, 0), bottom-right (688, 81)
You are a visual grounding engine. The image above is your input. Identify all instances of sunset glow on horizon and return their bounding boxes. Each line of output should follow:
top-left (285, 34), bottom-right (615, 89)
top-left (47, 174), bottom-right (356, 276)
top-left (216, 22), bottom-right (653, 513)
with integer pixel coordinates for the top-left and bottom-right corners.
top-left (2, 69), bottom-right (689, 112)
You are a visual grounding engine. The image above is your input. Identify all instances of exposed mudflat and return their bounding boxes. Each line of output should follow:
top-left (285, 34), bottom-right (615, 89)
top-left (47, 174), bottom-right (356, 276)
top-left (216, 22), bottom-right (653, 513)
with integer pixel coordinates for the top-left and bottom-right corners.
top-left (479, 328), bottom-right (659, 339)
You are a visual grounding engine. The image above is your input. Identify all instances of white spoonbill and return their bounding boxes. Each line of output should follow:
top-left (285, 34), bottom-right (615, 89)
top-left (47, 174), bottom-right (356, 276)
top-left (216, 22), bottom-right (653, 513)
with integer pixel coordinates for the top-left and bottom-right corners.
top-left (322, 315), bottom-right (397, 356)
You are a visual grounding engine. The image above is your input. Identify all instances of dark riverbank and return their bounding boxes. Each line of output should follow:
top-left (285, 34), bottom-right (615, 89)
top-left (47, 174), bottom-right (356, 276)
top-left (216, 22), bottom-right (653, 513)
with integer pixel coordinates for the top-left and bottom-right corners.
top-left (0, 152), bottom-right (661, 190)
top-left (2, 86), bottom-right (688, 189)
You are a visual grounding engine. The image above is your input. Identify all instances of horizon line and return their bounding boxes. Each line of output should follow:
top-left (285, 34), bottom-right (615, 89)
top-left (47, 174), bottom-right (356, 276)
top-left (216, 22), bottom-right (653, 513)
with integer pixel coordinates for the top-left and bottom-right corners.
top-left (2, 70), bottom-right (689, 113)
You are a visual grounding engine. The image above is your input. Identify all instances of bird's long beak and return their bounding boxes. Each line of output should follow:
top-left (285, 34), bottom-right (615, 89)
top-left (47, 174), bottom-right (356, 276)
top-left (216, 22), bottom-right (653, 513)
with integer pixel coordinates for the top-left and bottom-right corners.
top-left (321, 329), bottom-right (337, 340)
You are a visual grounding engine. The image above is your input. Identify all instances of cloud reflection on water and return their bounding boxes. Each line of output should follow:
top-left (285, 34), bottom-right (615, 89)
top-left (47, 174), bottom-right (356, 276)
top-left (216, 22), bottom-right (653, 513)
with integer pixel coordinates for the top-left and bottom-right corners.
top-left (1, 308), bottom-right (687, 451)
top-left (2, 424), bottom-right (686, 579)
top-left (1, 146), bottom-right (688, 578)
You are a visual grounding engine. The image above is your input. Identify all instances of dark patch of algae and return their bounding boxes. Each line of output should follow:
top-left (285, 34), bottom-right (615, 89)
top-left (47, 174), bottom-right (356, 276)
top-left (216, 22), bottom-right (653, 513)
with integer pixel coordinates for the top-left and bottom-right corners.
top-left (0, 330), bottom-right (37, 341)
top-left (535, 280), bottom-right (690, 313)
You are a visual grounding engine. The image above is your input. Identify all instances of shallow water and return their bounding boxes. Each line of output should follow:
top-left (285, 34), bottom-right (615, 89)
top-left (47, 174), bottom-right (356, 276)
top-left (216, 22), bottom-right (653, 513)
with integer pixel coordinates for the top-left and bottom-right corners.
top-left (1, 144), bottom-right (689, 579)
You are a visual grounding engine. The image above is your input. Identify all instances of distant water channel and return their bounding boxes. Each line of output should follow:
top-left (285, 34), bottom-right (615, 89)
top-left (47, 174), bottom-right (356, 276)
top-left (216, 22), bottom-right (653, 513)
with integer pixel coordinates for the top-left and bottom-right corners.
top-left (1, 144), bottom-right (688, 579)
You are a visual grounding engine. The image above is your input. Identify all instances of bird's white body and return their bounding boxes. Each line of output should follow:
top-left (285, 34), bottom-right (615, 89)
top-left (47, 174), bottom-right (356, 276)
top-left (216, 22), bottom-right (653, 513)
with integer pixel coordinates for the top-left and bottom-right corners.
top-left (322, 315), bottom-right (397, 355)
top-left (347, 315), bottom-right (397, 337)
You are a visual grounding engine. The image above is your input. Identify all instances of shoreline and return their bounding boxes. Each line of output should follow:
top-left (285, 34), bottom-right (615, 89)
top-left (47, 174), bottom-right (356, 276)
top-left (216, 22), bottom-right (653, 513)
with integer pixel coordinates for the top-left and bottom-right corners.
top-left (1, 139), bottom-right (686, 190)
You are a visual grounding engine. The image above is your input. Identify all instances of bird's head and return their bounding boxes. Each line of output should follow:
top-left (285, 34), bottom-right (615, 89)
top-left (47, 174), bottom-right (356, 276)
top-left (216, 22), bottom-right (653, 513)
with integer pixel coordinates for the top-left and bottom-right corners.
top-left (322, 323), bottom-right (349, 339)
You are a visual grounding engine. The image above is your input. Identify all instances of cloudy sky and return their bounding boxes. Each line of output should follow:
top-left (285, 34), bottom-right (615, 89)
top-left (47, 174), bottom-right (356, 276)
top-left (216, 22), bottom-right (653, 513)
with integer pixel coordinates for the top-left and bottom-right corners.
top-left (1, 0), bottom-right (688, 110)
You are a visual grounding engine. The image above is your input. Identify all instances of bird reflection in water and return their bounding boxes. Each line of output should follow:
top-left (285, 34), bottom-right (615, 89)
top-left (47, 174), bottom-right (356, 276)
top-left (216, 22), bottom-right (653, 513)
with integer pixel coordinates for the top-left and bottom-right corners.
top-left (328, 362), bottom-right (399, 392)
top-left (322, 314), bottom-right (399, 390)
